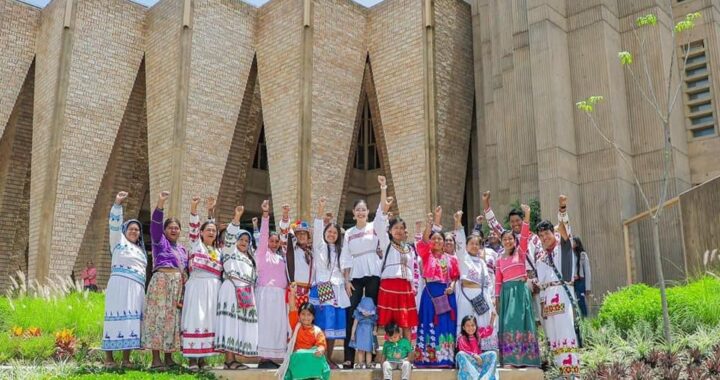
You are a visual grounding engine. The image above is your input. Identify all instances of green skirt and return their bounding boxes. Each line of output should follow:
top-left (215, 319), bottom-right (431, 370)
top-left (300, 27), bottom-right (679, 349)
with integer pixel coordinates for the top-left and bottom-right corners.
top-left (285, 349), bottom-right (331, 380)
top-left (498, 280), bottom-right (540, 367)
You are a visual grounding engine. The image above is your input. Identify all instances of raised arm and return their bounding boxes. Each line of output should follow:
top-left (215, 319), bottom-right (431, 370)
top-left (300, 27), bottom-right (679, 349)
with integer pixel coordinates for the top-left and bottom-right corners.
top-left (257, 200), bottom-right (270, 259)
top-left (414, 219), bottom-right (424, 244)
top-left (557, 194), bottom-right (570, 242)
top-left (378, 175), bottom-right (388, 214)
top-left (454, 210), bottom-right (466, 254)
top-left (519, 204), bottom-right (531, 258)
top-left (314, 197), bottom-right (327, 252)
top-left (422, 212), bottom-right (433, 242)
top-left (482, 191), bottom-right (506, 236)
top-left (206, 196), bottom-right (216, 222)
top-left (251, 217), bottom-right (260, 249)
top-left (279, 204), bottom-right (291, 243)
top-left (472, 215), bottom-right (484, 236)
top-left (375, 196), bottom-right (392, 251)
top-left (109, 191), bottom-right (128, 250)
top-left (189, 195), bottom-right (201, 244)
top-left (224, 205), bottom-right (244, 249)
top-left (151, 191), bottom-right (170, 244)
top-left (433, 205), bottom-right (443, 232)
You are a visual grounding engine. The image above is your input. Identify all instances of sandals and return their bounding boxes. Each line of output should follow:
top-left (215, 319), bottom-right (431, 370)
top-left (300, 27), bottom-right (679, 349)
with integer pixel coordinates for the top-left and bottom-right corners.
top-left (224, 360), bottom-right (248, 370)
top-left (188, 364), bottom-right (200, 372)
top-left (103, 362), bottom-right (118, 369)
top-left (149, 363), bottom-right (165, 371)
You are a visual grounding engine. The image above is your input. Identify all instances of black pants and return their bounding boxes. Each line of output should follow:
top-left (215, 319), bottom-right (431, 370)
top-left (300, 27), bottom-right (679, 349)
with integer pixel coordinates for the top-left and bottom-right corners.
top-left (344, 275), bottom-right (380, 363)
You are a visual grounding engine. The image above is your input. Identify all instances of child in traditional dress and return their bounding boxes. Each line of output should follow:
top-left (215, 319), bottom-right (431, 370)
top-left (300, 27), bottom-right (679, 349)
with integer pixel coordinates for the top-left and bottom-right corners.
top-left (380, 322), bottom-right (413, 380)
top-left (277, 296), bottom-right (331, 380)
top-left (349, 296), bottom-right (378, 368)
top-left (455, 315), bottom-right (498, 380)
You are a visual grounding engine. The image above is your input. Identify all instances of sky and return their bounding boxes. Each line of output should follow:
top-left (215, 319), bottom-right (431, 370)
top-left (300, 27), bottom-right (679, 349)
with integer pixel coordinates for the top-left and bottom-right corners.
top-left (20, 0), bottom-right (385, 8)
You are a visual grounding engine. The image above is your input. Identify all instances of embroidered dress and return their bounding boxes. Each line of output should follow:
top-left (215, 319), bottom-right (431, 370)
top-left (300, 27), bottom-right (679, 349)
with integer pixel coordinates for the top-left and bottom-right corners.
top-left (536, 212), bottom-right (580, 376)
top-left (181, 213), bottom-right (222, 358)
top-left (255, 215), bottom-right (290, 359)
top-left (378, 241), bottom-right (418, 328)
top-left (495, 222), bottom-right (540, 367)
top-left (454, 229), bottom-right (498, 352)
top-left (102, 204), bottom-right (147, 351)
top-left (414, 239), bottom-right (460, 369)
top-left (143, 208), bottom-right (187, 352)
top-left (309, 218), bottom-right (349, 339)
top-left (215, 224), bottom-right (259, 356)
top-left (456, 334), bottom-right (498, 380)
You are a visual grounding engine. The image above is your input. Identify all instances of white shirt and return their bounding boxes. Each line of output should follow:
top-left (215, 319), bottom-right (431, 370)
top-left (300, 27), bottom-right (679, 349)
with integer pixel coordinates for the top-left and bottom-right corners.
top-left (379, 243), bottom-right (415, 281)
top-left (340, 204), bottom-right (388, 279)
top-left (293, 241), bottom-right (313, 285)
top-left (313, 218), bottom-right (344, 286)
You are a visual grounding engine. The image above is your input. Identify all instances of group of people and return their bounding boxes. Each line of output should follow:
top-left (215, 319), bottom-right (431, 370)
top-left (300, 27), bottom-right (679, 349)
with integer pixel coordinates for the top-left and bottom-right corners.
top-left (100, 175), bottom-right (592, 379)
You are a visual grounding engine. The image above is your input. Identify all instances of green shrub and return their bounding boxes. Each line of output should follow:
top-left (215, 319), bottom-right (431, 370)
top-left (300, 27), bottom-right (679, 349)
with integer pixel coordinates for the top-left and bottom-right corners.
top-left (597, 276), bottom-right (720, 336)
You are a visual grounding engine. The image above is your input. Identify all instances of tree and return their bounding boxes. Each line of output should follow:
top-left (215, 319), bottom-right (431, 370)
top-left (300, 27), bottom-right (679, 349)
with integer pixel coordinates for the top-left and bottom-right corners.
top-left (576, 9), bottom-right (702, 344)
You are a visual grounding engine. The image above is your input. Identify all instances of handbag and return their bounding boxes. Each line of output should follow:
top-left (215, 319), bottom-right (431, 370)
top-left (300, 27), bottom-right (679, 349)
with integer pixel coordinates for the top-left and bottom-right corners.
top-left (461, 265), bottom-right (490, 315)
top-left (425, 284), bottom-right (452, 315)
top-left (316, 260), bottom-right (336, 304)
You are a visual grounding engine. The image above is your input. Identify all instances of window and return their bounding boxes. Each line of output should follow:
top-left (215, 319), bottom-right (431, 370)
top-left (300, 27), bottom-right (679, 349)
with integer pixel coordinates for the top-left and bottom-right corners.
top-left (252, 126), bottom-right (268, 170)
top-left (354, 95), bottom-right (380, 171)
top-left (681, 40), bottom-right (717, 138)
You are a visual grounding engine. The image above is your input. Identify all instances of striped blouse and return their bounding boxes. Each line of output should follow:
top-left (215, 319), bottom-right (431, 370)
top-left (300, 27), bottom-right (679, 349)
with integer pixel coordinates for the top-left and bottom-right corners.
top-left (494, 221), bottom-right (530, 297)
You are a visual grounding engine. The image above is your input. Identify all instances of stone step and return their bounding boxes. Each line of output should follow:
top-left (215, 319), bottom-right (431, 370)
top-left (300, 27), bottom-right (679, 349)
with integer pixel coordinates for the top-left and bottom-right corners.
top-left (212, 368), bottom-right (544, 380)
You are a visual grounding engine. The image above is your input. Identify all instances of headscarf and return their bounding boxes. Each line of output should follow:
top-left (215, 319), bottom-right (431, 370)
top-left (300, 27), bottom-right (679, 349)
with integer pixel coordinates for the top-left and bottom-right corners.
top-left (122, 219), bottom-right (146, 255)
top-left (357, 296), bottom-right (376, 316)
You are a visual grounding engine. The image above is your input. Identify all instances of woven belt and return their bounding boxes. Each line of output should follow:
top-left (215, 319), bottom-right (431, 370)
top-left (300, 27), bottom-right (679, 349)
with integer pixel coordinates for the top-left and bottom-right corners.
top-left (461, 280), bottom-right (482, 288)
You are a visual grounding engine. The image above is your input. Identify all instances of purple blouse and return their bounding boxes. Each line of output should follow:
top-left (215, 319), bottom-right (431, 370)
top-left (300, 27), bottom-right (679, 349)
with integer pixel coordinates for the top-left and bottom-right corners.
top-left (150, 208), bottom-right (188, 270)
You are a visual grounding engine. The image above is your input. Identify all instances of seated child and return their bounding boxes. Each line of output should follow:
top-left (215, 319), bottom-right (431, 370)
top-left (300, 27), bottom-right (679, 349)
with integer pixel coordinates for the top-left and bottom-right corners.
top-left (455, 315), bottom-right (498, 380)
top-left (276, 286), bottom-right (331, 380)
top-left (380, 322), bottom-right (413, 380)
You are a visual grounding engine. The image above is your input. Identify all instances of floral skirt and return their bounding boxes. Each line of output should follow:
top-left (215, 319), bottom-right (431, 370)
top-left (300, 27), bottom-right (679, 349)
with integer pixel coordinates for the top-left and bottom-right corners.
top-left (102, 276), bottom-right (144, 350)
top-left (498, 279), bottom-right (540, 366)
top-left (181, 271), bottom-right (221, 357)
top-left (456, 351), bottom-right (498, 380)
top-left (414, 282), bottom-right (457, 368)
top-left (215, 279), bottom-right (258, 356)
top-left (378, 278), bottom-right (418, 328)
top-left (142, 271), bottom-right (182, 352)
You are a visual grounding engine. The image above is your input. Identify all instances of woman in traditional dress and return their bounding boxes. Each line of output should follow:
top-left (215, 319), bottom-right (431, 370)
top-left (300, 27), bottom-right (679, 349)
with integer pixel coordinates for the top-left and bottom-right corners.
top-left (495, 204), bottom-right (540, 368)
top-left (215, 205), bottom-right (259, 370)
top-left (103, 191), bottom-right (147, 368)
top-left (339, 175), bottom-right (389, 367)
top-left (181, 196), bottom-right (223, 370)
top-left (310, 196), bottom-right (349, 367)
top-left (143, 191), bottom-right (188, 369)
top-left (535, 195), bottom-right (580, 376)
top-left (255, 200), bottom-right (290, 368)
top-left (414, 208), bottom-right (460, 368)
top-left (452, 211), bottom-right (498, 353)
top-left (377, 213), bottom-right (418, 340)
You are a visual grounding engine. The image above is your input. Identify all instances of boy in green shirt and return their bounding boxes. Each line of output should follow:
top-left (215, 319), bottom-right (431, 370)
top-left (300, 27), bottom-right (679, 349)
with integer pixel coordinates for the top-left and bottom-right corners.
top-left (380, 322), bottom-right (413, 380)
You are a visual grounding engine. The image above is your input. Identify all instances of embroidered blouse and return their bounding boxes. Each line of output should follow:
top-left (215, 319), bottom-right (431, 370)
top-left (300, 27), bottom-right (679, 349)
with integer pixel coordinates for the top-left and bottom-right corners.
top-left (457, 330), bottom-right (493, 355)
top-left (379, 243), bottom-right (416, 282)
top-left (313, 218), bottom-right (344, 287)
top-left (415, 239), bottom-right (460, 284)
top-left (340, 203), bottom-right (388, 279)
top-left (222, 222), bottom-right (257, 286)
top-left (255, 215), bottom-right (288, 289)
top-left (109, 204), bottom-right (147, 286)
top-left (494, 221), bottom-right (530, 297)
top-left (187, 213), bottom-right (222, 277)
top-left (485, 207), bottom-right (542, 270)
top-left (150, 208), bottom-right (188, 270)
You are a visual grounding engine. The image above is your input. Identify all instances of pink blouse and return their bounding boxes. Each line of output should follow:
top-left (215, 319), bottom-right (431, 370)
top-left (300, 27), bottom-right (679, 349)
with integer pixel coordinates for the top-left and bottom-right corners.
top-left (494, 221), bottom-right (530, 297)
top-left (457, 327), bottom-right (493, 354)
top-left (416, 240), bottom-right (460, 283)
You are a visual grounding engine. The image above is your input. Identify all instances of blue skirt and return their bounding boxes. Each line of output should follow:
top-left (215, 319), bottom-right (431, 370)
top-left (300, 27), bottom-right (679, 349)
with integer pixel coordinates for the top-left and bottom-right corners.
top-left (309, 286), bottom-right (346, 339)
top-left (414, 281), bottom-right (457, 368)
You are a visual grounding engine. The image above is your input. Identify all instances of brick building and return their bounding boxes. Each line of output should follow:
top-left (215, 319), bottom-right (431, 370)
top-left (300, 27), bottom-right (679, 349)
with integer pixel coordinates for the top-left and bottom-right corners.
top-left (1, 0), bottom-right (719, 302)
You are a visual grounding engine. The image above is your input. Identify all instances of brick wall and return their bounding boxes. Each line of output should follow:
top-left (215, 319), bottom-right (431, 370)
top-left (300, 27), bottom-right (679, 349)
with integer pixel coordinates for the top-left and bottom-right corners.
top-left (256, 0), bottom-right (304, 222)
top-left (0, 1), bottom-right (38, 139)
top-left (0, 62), bottom-right (34, 289)
top-left (368, 0), bottom-right (428, 225)
top-left (310, 0), bottom-right (367, 218)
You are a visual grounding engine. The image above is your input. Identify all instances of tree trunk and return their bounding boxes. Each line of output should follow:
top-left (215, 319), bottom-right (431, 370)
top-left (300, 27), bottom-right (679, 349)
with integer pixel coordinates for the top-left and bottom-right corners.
top-left (652, 215), bottom-right (672, 343)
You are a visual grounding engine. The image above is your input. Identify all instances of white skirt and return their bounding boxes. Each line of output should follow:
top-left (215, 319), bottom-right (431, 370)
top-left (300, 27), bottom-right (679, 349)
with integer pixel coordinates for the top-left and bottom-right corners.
top-left (215, 279), bottom-right (258, 356)
top-left (256, 286), bottom-right (289, 359)
top-left (542, 285), bottom-right (580, 376)
top-left (102, 276), bottom-right (144, 350)
top-left (181, 271), bottom-right (221, 357)
top-left (455, 284), bottom-right (498, 352)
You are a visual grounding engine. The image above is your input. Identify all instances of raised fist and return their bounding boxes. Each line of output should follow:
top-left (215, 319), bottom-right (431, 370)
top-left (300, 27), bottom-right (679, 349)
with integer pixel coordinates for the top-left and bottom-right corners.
top-left (261, 200), bottom-right (270, 213)
top-left (115, 191), bottom-right (128, 205)
top-left (378, 175), bottom-right (387, 186)
top-left (159, 191), bottom-right (170, 201)
top-left (234, 205), bottom-right (245, 216)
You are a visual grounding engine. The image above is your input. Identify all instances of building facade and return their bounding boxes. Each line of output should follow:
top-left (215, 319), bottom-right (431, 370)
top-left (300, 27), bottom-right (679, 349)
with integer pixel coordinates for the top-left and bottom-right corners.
top-left (0, 0), bottom-right (719, 302)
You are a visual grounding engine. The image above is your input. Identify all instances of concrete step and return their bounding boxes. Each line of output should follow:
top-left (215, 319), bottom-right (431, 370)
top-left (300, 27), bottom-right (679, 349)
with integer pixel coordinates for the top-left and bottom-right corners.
top-left (212, 368), bottom-right (544, 380)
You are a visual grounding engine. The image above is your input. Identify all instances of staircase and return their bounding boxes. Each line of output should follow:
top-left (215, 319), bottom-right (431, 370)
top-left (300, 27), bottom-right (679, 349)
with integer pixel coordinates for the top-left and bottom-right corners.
top-left (211, 367), bottom-right (544, 380)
